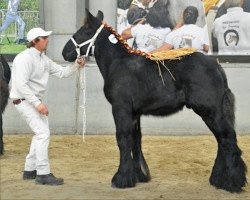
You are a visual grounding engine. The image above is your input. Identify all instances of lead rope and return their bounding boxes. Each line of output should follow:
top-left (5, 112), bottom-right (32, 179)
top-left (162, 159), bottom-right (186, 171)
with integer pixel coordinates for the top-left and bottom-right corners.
top-left (71, 24), bottom-right (104, 142)
top-left (79, 63), bottom-right (86, 142)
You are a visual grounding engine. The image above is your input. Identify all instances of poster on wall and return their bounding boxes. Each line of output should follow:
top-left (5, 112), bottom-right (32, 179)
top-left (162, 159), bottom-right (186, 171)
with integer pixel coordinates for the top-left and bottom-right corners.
top-left (117, 0), bottom-right (250, 55)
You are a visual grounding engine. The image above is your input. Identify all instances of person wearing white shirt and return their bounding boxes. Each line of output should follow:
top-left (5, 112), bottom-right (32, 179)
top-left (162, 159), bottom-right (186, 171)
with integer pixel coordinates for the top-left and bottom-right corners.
top-left (10, 27), bottom-right (85, 185)
top-left (121, 0), bottom-right (172, 53)
top-left (212, 0), bottom-right (250, 55)
top-left (151, 6), bottom-right (209, 54)
top-left (0, 0), bottom-right (26, 44)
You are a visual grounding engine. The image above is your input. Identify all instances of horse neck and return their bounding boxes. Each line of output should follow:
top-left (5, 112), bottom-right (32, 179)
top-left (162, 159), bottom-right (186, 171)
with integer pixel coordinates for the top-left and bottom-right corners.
top-left (94, 28), bottom-right (128, 80)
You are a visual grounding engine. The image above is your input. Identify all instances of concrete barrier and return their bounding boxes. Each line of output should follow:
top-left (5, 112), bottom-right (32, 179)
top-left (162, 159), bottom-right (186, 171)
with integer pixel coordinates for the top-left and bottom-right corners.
top-left (3, 63), bottom-right (250, 135)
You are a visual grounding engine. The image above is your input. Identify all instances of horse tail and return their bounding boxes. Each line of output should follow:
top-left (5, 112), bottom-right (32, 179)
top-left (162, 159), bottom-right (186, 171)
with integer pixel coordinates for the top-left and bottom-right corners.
top-left (222, 88), bottom-right (235, 128)
top-left (214, 61), bottom-right (235, 127)
top-left (217, 63), bottom-right (228, 88)
top-left (218, 64), bottom-right (235, 128)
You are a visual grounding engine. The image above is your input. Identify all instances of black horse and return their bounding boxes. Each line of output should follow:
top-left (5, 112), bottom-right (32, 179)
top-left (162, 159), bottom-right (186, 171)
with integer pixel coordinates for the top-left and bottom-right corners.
top-left (0, 54), bottom-right (11, 155)
top-left (62, 10), bottom-right (247, 192)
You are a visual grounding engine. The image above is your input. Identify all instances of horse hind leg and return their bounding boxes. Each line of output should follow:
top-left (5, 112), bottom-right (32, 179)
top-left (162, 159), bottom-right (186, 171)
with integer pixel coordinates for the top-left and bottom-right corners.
top-left (132, 116), bottom-right (151, 183)
top-left (193, 90), bottom-right (247, 192)
top-left (208, 118), bottom-right (247, 192)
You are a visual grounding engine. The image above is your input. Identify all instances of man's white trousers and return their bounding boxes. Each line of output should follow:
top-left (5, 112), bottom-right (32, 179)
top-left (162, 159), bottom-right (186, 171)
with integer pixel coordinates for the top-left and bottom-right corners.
top-left (15, 101), bottom-right (50, 175)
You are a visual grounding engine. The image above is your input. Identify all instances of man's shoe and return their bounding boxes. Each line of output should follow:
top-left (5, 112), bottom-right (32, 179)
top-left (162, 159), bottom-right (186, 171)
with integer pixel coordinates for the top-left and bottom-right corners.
top-left (35, 173), bottom-right (64, 185)
top-left (23, 170), bottom-right (37, 180)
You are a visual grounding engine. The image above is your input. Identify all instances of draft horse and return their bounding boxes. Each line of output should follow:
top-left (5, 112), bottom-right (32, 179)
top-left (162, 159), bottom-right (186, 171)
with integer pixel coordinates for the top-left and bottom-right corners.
top-left (0, 54), bottom-right (11, 155)
top-left (62, 10), bottom-right (247, 192)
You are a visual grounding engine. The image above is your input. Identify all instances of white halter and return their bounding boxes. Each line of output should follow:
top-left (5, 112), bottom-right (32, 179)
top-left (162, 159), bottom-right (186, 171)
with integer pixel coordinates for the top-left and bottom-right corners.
top-left (70, 24), bottom-right (104, 142)
top-left (71, 24), bottom-right (105, 58)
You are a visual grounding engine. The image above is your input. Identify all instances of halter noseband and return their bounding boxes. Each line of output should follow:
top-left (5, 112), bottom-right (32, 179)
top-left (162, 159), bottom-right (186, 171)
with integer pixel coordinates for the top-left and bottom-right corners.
top-left (71, 24), bottom-right (105, 58)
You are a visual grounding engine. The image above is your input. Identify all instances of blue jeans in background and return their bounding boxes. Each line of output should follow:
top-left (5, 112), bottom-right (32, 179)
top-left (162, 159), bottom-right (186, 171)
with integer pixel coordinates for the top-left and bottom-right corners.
top-left (0, 12), bottom-right (25, 39)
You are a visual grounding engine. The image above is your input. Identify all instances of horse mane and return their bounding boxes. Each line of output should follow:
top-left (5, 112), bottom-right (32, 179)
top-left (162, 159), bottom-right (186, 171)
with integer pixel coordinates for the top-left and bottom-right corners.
top-left (102, 23), bottom-right (151, 59)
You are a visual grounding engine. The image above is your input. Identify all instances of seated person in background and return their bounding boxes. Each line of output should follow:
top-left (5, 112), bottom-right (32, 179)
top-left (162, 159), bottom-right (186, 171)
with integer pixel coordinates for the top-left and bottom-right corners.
top-left (151, 6), bottom-right (209, 54)
top-left (212, 0), bottom-right (250, 55)
top-left (121, 1), bottom-right (172, 53)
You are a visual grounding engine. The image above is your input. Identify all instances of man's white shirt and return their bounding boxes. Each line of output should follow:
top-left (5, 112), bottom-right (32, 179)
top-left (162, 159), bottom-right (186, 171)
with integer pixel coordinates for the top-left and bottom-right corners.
top-left (212, 7), bottom-right (250, 55)
top-left (10, 47), bottom-right (79, 107)
top-left (165, 24), bottom-right (209, 53)
top-left (131, 24), bottom-right (171, 52)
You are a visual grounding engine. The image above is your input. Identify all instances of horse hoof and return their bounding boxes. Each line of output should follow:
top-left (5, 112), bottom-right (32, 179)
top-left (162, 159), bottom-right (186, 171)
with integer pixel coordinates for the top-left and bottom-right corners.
top-left (111, 171), bottom-right (136, 188)
top-left (136, 169), bottom-right (151, 183)
top-left (210, 166), bottom-right (247, 193)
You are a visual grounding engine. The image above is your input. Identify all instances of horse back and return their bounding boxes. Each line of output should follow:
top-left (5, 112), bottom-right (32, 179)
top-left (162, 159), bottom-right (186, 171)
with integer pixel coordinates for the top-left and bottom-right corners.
top-left (104, 52), bottom-right (227, 116)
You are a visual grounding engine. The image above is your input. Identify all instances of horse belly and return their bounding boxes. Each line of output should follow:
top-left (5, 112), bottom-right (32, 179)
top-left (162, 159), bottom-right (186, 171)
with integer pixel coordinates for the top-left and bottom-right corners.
top-left (142, 103), bottom-right (184, 116)
top-left (138, 90), bottom-right (186, 116)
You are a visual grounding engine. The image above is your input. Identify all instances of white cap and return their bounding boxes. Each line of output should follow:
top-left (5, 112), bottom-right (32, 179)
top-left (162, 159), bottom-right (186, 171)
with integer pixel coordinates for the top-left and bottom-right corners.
top-left (27, 27), bottom-right (52, 42)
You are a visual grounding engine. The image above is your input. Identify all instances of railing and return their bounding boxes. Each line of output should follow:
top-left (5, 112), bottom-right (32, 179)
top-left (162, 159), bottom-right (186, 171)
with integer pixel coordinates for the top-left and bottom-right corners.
top-left (0, 9), bottom-right (39, 40)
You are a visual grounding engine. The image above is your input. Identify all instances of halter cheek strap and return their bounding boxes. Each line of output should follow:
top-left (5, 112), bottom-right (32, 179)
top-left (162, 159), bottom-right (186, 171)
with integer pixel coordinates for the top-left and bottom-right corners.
top-left (71, 24), bottom-right (105, 58)
top-left (70, 24), bottom-right (105, 143)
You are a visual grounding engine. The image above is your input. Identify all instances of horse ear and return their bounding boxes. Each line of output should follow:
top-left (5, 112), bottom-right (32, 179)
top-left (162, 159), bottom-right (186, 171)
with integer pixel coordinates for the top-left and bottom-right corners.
top-left (96, 10), bottom-right (104, 21)
top-left (85, 8), bottom-right (97, 24)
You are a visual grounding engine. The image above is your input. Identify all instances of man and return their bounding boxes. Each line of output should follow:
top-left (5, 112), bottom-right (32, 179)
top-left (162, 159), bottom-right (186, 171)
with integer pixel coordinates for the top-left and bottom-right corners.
top-left (0, 0), bottom-right (26, 44)
top-left (151, 6), bottom-right (209, 54)
top-left (122, 1), bottom-right (171, 53)
top-left (10, 27), bottom-right (85, 185)
top-left (212, 0), bottom-right (250, 55)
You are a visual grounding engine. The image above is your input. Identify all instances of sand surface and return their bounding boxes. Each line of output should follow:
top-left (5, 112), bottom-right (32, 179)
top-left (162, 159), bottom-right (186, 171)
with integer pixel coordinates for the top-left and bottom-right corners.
top-left (1, 134), bottom-right (250, 200)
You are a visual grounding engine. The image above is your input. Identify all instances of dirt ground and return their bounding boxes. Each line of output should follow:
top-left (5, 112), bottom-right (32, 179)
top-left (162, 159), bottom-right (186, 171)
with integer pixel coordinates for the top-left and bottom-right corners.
top-left (0, 134), bottom-right (250, 200)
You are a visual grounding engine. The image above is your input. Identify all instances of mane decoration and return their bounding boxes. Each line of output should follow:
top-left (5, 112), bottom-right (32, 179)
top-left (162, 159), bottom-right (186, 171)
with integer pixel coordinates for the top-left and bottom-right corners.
top-left (102, 22), bottom-right (151, 58)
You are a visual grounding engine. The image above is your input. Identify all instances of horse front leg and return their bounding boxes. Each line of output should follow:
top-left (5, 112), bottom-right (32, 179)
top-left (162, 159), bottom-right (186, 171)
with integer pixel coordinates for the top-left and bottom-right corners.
top-left (132, 116), bottom-right (151, 182)
top-left (111, 106), bottom-right (136, 188)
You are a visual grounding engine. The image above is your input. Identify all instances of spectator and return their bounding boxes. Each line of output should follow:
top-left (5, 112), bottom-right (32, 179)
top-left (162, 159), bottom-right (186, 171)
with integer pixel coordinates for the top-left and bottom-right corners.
top-left (0, 0), bottom-right (26, 44)
top-left (212, 0), bottom-right (250, 54)
top-left (122, 0), bottom-right (172, 52)
top-left (152, 6), bottom-right (209, 54)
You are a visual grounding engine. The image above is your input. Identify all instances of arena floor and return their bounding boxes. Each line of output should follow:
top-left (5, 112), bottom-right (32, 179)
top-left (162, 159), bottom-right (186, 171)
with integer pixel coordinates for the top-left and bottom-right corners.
top-left (1, 134), bottom-right (250, 200)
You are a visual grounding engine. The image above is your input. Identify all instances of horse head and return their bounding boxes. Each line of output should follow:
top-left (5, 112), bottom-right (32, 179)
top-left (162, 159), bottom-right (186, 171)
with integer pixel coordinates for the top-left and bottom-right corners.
top-left (0, 55), bottom-right (11, 84)
top-left (62, 9), bottom-right (104, 62)
top-left (127, 0), bottom-right (171, 26)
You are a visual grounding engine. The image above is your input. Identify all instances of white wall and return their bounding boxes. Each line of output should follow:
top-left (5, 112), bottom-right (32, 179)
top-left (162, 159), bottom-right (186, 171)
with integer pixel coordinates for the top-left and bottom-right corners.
top-left (4, 63), bottom-right (250, 135)
top-left (3, 1), bottom-right (250, 135)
